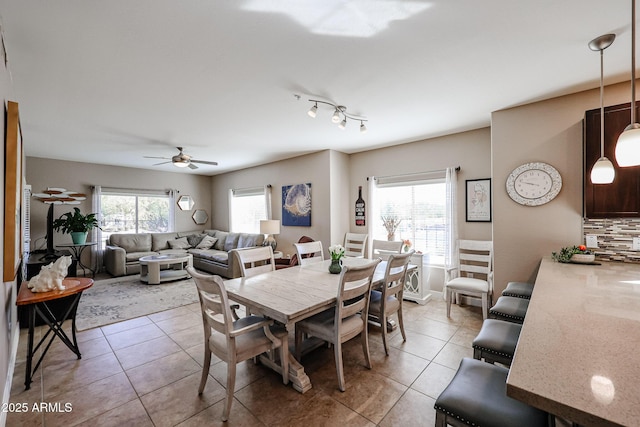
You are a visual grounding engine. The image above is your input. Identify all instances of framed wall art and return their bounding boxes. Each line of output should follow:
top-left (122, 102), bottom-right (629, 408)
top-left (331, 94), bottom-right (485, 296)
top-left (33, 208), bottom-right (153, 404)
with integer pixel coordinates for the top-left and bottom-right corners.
top-left (282, 183), bottom-right (311, 226)
top-left (465, 178), bottom-right (491, 222)
top-left (4, 101), bottom-right (23, 281)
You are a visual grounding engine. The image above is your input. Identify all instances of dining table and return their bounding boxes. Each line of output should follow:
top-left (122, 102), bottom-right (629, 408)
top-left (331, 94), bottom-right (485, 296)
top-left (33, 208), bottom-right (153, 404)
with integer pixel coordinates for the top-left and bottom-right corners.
top-left (506, 257), bottom-right (640, 426)
top-left (223, 257), bottom-right (411, 393)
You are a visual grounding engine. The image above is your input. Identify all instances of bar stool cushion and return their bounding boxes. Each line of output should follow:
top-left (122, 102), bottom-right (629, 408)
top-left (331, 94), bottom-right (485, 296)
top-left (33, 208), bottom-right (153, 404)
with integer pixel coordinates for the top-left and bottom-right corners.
top-left (473, 319), bottom-right (522, 365)
top-left (490, 296), bottom-right (529, 323)
top-left (502, 281), bottom-right (533, 299)
top-left (434, 358), bottom-right (549, 427)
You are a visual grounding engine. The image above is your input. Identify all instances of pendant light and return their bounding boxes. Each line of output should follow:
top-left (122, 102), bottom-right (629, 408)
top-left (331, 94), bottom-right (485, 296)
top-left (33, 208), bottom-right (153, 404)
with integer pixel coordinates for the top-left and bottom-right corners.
top-left (589, 34), bottom-right (616, 184)
top-left (615, 0), bottom-right (640, 167)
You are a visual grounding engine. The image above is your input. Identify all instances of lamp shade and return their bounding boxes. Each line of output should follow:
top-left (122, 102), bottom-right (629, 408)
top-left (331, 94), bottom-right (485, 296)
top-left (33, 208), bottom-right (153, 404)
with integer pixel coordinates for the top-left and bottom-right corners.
top-left (590, 157), bottom-right (616, 184)
top-left (260, 219), bottom-right (280, 235)
top-left (615, 125), bottom-right (640, 166)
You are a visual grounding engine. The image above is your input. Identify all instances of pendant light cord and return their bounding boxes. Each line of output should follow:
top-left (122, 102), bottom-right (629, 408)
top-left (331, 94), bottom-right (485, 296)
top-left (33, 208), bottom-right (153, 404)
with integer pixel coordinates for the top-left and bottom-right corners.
top-left (600, 48), bottom-right (605, 157)
top-left (633, 0), bottom-right (636, 124)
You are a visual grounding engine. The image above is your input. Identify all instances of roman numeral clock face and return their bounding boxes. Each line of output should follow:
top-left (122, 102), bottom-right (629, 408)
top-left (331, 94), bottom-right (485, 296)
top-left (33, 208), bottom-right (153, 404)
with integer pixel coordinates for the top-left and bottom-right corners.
top-left (506, 162), bottom-right (562, 206)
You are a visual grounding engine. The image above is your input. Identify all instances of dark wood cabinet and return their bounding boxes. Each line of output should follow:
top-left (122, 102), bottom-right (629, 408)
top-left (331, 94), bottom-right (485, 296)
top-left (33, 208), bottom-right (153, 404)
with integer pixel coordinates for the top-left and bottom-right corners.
top-left (584, 102), bottom-right (640, 218)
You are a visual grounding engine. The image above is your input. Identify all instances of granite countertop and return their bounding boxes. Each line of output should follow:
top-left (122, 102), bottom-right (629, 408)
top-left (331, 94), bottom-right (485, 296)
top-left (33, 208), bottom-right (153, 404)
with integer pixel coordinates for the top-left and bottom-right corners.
top-left (507, 257), bottom-right (640, 426)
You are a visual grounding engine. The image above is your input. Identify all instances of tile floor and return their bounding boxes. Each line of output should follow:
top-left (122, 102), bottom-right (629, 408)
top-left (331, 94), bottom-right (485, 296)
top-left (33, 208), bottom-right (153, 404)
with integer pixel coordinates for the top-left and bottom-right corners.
top-left (8, 294), bottom-right (486, 426)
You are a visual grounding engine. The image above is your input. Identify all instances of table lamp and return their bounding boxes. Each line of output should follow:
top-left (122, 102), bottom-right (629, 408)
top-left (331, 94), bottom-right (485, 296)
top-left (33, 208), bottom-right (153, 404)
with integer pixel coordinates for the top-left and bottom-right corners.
top-left (260, 220), bottom-right (280, 251)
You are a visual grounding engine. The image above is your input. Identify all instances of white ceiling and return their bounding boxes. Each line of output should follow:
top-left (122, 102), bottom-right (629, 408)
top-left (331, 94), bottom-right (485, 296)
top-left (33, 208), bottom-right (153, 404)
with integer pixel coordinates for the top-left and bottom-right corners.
top-left (0, 1), bottom-right (634, 175)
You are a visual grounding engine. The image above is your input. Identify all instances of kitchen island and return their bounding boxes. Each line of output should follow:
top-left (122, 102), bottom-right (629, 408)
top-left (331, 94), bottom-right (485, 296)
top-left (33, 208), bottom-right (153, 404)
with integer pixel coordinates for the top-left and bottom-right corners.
top-left (507, 257), bottom-right (640, 426)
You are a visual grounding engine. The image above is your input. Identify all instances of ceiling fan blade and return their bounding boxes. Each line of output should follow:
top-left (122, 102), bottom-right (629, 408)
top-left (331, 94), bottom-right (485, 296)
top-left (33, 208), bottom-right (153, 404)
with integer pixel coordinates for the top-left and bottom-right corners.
top-left (191, 159), bottom-right (218, 166)
top-left (188, 163), bottom-right (199, 170)
top-left (153, 161), bottom-right (172, 166)
top-left (144, 156), bottom-right (171, 160)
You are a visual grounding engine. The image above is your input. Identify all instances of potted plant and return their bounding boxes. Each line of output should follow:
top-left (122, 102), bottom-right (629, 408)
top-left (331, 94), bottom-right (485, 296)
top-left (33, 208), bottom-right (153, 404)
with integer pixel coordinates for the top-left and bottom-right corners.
top-left (52, 207), bottom-right (101, 244)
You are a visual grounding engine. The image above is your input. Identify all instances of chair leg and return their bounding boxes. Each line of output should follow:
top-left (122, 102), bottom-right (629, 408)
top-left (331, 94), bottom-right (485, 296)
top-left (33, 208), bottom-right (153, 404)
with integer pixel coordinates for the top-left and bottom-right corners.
top-left (198, 349), bottom-right (211, 394)
top-left (381, 311), bottom-right (389, 356)
top-left (435, 411), bottom-right (447, 427)
top-left (397, 305), bottom-right (406, 343)
top-left (222, 362), bottom-right (236, 422)
top-left (335, 341), bottom-right (346, 392)
top-left (361, 322), bottom-right (372, 369)
top-left (446, 289), bottom-right (453, 318)
top-left (473, 347), bottom-right (482, 361)
top-left (481, 293), bottom-right (488, 320)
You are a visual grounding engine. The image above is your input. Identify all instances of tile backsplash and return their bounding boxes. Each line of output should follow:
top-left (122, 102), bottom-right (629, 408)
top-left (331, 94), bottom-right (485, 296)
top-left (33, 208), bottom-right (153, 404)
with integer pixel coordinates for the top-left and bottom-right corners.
top-left (583, 218), bottom-right (640, 263)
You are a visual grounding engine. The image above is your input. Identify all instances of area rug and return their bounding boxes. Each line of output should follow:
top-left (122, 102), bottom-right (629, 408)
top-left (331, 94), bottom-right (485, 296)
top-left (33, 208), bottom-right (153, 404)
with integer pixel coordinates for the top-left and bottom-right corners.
top-left (75, 275), bottom-right (199, 331)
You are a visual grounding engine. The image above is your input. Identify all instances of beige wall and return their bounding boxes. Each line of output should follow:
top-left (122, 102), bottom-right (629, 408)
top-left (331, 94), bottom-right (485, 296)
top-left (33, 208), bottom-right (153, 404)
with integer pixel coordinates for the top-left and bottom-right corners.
top-left (349, 127), bottom-right (493, 241)
top-left (491, 81), bottom-right (633, 294)
top-left (210, 151), bottom-right (334, 258)
top-left (26, 157), bottom-right (213, 252)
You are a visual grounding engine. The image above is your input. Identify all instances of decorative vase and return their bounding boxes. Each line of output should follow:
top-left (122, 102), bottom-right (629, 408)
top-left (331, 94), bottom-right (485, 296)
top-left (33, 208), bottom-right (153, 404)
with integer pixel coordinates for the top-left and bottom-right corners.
top-left (329, 258), bottom-right (343, 274)
top-left (387, 233), bottom-right (395, 241)
top-left (71, 231), bottom-right (88, 245)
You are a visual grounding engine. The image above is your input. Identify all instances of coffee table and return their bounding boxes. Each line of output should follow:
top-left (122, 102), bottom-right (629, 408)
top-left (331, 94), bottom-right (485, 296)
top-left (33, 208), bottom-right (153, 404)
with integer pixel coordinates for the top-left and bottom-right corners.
top-left (139, 254), bottom-right (193, 285)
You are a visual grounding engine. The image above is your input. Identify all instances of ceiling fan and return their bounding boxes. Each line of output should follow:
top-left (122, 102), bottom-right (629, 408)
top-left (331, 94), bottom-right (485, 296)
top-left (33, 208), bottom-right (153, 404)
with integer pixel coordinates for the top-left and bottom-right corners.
top-left (144, 147), bottom-right (218, 169)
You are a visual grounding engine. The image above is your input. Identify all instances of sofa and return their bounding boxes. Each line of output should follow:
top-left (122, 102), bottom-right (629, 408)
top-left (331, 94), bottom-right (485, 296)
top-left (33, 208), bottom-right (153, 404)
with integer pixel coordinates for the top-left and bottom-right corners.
top-left (104, 229), bottom-right (264, 279)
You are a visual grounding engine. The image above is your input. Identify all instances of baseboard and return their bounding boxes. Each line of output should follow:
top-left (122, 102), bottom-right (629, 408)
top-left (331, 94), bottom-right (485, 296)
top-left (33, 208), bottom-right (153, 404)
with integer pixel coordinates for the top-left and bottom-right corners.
top-left (1, 324), bottom-right (20, 427)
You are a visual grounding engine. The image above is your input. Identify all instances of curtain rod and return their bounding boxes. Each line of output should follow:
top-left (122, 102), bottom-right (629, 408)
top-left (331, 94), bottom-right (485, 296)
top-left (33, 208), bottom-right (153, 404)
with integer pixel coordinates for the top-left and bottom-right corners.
top-left (91, 185), bottom-right (175, 194)
top-left (366, 166), bottom-right (460, 181)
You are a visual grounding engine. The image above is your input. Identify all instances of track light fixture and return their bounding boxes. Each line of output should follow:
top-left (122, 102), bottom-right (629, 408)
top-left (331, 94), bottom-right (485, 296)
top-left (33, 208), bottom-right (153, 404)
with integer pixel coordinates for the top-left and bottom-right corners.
top-left (306, 98), bottom-right (368, 133)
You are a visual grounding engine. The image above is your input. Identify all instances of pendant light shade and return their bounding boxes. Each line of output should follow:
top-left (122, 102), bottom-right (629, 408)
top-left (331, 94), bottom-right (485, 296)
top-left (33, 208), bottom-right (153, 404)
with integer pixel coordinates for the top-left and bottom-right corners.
top-left (616, 0), bottom-right (640, 167)
top-left (589, 33), bottom-right (616, 184)
top-left (615, 124), bottom-right (640, 166)
top-left (591, 157), bottom-right (616, 183)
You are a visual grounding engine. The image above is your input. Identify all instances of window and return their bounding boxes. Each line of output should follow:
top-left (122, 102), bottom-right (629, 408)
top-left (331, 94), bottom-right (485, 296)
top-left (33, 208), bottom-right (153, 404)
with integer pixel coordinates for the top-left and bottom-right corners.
top-left (229, 186), bottom-right (271, 233)
top-left (373, 175), bottom-right (446, 265)
top-left (100, 190), bottom-right (173, 245)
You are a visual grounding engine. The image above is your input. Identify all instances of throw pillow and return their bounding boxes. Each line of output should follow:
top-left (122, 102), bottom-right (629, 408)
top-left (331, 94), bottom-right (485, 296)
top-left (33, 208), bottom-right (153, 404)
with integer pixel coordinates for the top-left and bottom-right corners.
top-left (196, 235), bottom-right (217, 249)
top-left (168, 237), bottom-right (191, 249)
top-left (186, 234), bottom-right (206, 248)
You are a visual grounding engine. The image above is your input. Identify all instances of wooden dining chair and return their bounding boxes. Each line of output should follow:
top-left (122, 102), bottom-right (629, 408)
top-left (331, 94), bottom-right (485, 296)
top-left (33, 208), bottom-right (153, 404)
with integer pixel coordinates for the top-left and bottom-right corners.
top-left (235, 246), bottom-right (275, 277)
top-left (343, 233), bottom-right (368, 257)
top-left (445, 240), bottom-right (493, 319)
top-left (294, 241), bottom-right (324, 266)
top-left (371, 239), bottom-right (403, 260)
top-left (369, 250), bottom-right (413, 355)
top-left (187, 267), bottom-right (289, 422)
top-left (295, 258), bottom-right (381, 391)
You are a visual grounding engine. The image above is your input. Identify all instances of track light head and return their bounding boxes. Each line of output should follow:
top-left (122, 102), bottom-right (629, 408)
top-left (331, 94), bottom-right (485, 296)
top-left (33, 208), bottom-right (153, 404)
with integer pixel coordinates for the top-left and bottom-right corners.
top-left (308, 103), bottom-right (318, 118)
top-left (360, 121), bottom-right (367, 133)
top-left (331, 108), bottom-right (341, 123)
top-left (338, 118), bottom-right (347, 129)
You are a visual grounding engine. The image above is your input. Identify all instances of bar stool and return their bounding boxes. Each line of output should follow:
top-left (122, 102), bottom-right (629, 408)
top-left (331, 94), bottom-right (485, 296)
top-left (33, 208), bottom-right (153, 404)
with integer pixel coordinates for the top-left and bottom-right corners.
top-left (434, 358), bottom-right (551, 427)
top-left (472, 319), bottom-right (522, 366)
top-left (502, 281), bottom-right (534, 299)
top-left (490, 296), bottom-right (529, 324)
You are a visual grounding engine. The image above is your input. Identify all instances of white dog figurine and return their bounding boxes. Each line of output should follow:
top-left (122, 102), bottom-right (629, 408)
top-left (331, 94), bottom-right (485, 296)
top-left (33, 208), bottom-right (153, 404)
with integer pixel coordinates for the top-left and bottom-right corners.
top-left (28, 255), bottom-right (72, 292)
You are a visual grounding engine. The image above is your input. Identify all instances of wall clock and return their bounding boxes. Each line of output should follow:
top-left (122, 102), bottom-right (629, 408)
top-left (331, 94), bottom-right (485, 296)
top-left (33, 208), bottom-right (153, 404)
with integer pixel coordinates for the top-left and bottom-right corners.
top-left (506, 162), bottom-right (562, 206)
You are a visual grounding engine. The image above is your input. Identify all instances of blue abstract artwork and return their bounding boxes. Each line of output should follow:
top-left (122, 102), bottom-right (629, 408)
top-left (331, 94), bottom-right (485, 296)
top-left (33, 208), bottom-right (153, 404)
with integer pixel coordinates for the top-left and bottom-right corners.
top-left (282, 183), bottom-right (311, 226)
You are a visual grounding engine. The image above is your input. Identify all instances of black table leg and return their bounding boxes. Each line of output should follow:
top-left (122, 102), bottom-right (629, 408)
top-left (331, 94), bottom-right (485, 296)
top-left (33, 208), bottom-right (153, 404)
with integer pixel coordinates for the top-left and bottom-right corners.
top-left (23, 293), bottom-right (84, 390)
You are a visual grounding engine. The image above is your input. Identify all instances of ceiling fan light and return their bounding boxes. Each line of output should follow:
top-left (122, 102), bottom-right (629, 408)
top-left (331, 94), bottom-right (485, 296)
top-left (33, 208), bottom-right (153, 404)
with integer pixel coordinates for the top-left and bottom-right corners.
top-left (590, 157), bottom-right (616, 184)
top-left (615, 124), bottom-right (640, 166)
top-left (338, 118), bottom-right (347, 129)
top-left (331, 109), bottom-right (341, 123)
top-left (308, 103), bottom-right (317, 118)
top-left (173, 160), bottom-right (190, 168)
